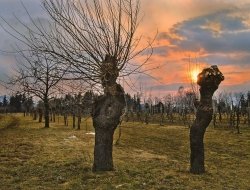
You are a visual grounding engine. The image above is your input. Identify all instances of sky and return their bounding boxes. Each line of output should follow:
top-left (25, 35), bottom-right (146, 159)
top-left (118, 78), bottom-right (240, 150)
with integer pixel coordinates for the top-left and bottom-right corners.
top-left (0, 0), bottom-right (250, 98)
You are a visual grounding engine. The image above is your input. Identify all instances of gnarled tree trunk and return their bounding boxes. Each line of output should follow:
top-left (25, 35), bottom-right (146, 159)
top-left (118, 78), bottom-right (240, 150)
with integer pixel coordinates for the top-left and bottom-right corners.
top-left (92, 93), bottom-right (125, 171)
top-left (190, 65), bottom-right (224, 174)
top-left (92, 55), bottom-right (125, 172)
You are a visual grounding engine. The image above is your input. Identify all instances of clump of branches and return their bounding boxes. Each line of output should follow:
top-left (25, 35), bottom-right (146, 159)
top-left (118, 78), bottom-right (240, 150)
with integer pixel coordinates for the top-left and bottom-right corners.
top-left (42, 0), bottom-right (153, 81)
top-left (1, 0), bottom-right (153, 87)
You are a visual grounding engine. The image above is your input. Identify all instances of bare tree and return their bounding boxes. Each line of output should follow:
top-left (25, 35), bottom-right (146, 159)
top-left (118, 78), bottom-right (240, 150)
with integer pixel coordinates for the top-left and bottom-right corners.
top-left (41, 0), bottom-right (153, 171)
top-left (8, 50), bottom-right (67, 128)
top-left (234, 92), bottom-right (245, 134)
top-left (247, 92), bottom-right (250, 127)
top-left (190, 65), bottom-right (224, 174)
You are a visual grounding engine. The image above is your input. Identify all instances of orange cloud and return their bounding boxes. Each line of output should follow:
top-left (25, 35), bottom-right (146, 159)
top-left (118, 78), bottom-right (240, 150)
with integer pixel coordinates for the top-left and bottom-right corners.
top-left (133, 0), bottom-right (250, 95)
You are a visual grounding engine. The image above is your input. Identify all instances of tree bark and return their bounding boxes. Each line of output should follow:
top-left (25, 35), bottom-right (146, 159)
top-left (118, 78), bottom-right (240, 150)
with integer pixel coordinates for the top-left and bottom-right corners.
top-left (218, 106), bottom-right (222, 122)
top-left (92, 88), bottom-right (125, 172)
top-left (236, 109), bottom-right (240, 134)
top-left (93, 127), bottom-right (115, 171)
top-left (190, 105), bottom-right (212, 174)
top-left (77, 115), bottom-right (81, 130)
top-left (44, 98), bottom-right (50, 128)
top-left (33, 110), bottom-right (37, 120)
top-left (213, 113), bottom-right (217, 128)
top-left (145, 113), bottom-right (149, 125)
top-left (190, 65), bottom-right (224, 174)
top-left (50, 110), bottom-right (53, 122)
top-left (64, 114), bottom-right (68, 126)
top-left (38, 109), bottom-right (43, 123)
top-left (72, 114), bottom-right (76, 129)
top-left (248, 107), bottom-right (250, 127)
top-left (115, 125), bottom-right (122, 145)
top-left (53, 112), bottom-right (56, 123)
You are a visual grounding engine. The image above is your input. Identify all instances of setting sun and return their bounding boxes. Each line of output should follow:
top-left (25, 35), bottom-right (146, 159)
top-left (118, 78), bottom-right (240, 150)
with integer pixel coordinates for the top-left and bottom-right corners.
top-left (191, 69), bottom-right (200, 82)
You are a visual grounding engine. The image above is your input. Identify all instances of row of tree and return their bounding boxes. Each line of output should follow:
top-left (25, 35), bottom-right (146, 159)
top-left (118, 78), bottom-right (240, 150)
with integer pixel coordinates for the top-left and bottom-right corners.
top-left (0, 94), bottom-right (33, 114)
top-left (3, 87), bottom-right (249, 132)
top-left (0, 0), bottom-right (241, 175)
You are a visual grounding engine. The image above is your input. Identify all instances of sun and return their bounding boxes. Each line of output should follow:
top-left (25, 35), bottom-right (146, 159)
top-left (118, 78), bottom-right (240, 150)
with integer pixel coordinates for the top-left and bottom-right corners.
top-left (191, 69), bottom-right (199, 82)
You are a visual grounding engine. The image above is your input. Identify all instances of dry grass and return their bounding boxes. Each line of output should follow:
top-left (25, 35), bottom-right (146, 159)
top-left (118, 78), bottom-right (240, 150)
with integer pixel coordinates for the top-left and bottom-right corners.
top-left (0, 114), bottom-right (249, 190)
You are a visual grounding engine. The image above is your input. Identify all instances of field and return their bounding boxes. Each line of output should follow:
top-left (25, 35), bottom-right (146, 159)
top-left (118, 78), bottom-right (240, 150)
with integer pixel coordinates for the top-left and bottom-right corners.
top-left (0, 114), bottom-right (250, 190)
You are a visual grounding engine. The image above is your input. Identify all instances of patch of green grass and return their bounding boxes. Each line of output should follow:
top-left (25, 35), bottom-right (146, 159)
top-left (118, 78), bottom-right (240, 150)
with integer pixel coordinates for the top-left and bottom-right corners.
top-left (0, 114), bottom-right (249, 189)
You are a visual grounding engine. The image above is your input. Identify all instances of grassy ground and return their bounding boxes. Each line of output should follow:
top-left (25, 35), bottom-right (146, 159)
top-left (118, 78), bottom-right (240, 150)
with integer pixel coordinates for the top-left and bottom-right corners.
top-left (0, 114), bottom-right (249, 190)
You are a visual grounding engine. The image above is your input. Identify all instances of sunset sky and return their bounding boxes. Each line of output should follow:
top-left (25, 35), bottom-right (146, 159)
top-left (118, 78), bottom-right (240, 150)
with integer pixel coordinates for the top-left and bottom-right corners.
top-left (0, 0), bottom-right (250, 98)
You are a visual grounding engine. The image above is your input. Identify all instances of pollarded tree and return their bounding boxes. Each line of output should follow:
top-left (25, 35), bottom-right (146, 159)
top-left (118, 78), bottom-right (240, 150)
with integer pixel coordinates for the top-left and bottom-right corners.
top-left (190, 65), bottom-right (224, 174)
top-left (41, 0), bottom-right (153, 171)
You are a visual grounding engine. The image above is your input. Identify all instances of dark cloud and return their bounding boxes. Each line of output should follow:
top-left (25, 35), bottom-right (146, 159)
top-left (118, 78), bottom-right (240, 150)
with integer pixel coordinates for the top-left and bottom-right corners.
top-left (153, 46), bottom-right (169, 56)
top-left (157, 32), bottom-right (170, 40)
top-left (200, 54), bottom-right (250, 66)
top-left (161, 6), bottom-right (250, 53)
top-left (0, 1), bottom-right (51, 85)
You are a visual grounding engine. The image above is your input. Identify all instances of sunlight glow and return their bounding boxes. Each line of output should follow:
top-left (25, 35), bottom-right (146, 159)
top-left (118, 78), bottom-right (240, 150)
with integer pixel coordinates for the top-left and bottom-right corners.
top-left (191, 69), bottom-right (200, 83)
